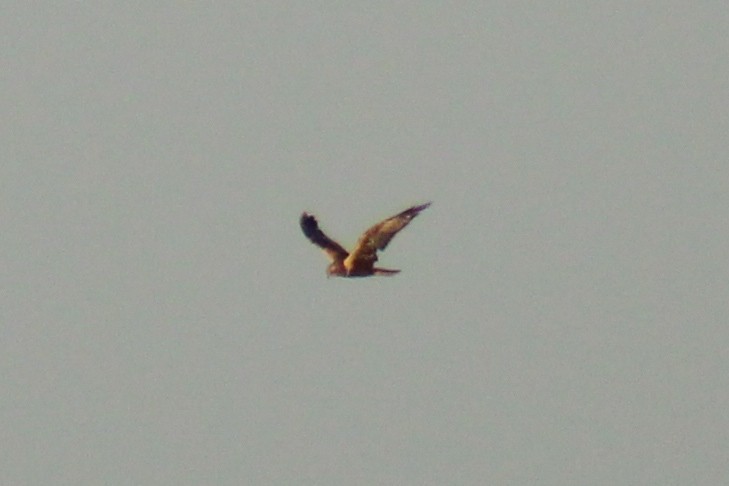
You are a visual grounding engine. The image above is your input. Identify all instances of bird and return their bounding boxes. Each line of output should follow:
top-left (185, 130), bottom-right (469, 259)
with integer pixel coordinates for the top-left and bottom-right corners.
top-left (300, 202), bottom-right (431, 278)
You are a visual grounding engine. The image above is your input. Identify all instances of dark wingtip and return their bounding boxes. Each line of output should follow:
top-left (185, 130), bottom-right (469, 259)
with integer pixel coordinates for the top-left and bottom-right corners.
top-left (406, 202), bottom-right (431, 216)
top-left (391, 202), bottom-right (431, 222)
top-left (300, 212), bottom-right (318, 237)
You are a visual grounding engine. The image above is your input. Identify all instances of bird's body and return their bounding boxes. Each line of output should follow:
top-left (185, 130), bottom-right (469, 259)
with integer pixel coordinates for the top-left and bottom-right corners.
top-left (300, 202), bottom-right (431, 278)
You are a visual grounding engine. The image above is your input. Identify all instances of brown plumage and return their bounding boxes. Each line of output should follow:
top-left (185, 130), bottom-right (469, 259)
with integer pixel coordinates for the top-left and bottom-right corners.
top-left (300, 202), bottom-right (431, 277)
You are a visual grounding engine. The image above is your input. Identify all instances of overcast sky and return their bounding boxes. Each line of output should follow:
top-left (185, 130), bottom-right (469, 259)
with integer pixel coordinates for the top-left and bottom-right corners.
top-left (3, 2), bottom-right (728, 484)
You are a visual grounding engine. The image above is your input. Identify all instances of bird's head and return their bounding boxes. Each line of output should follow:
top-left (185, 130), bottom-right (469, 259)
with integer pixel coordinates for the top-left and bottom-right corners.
top-left (326, 262), bottom-right (344, 278)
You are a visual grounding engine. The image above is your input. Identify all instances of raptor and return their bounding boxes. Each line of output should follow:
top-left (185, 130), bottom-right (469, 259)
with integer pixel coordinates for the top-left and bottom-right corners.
top-left (300, 202), bottom-right (431, 277)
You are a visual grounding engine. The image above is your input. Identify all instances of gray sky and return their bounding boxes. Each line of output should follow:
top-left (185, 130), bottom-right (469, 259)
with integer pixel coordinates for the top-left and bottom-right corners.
top-left (3, 2), bottom-right (728, 484)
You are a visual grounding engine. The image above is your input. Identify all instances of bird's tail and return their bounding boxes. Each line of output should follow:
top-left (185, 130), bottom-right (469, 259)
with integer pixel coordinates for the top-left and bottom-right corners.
top-left (373, 268), bottom-right (400, 276)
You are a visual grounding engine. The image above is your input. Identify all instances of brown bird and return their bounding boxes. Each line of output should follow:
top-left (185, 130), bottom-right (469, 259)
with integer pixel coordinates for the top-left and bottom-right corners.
top-left (300, 202), bottom-right (431, 277)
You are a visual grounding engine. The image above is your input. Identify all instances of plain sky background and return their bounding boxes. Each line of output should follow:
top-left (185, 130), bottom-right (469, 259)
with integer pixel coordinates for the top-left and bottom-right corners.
top-left (3, 2), bottom-right (728, 484)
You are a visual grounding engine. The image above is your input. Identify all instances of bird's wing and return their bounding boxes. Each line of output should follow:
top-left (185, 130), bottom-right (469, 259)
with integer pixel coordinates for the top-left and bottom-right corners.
top-left (344, 202), bottom-right (431, 272)
top-left (300, 212), bottom-right (349, 263)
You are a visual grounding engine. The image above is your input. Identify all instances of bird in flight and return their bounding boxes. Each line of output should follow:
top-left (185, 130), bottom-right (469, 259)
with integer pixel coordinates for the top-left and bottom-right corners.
top-left (300, 202), bottom-right (431, 278)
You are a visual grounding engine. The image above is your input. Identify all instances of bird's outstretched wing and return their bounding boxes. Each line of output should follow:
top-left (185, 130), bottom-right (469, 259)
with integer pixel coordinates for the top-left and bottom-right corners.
top-left (344, 202), bottom-right (431, 272)
top-left (300, 213), bottom-right (349, 263)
